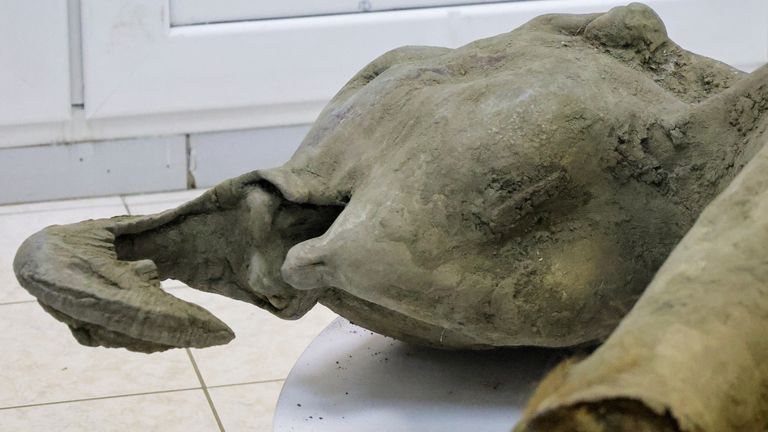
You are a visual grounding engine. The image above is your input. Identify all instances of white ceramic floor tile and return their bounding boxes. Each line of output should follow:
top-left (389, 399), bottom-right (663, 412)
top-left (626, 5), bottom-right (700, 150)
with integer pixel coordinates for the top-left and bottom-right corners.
top-left (0, 302), bottom-right (200, 408)
top-left (0, 196), bottom-right (124, 216)
top-left (123, 188), bottom-right (208, 207)
top-left (0, 203), bottom-right (129, 303)
top-left (209, 381), bottom-right (284, 432)
top-left (127, 201), bottom-right (186, 216)
top-left (0, 390), bottom-right (220, 432)
top-left (174, 288), bottom-right (338, 386)
top-left (161, 280), bottom-right (190, 290)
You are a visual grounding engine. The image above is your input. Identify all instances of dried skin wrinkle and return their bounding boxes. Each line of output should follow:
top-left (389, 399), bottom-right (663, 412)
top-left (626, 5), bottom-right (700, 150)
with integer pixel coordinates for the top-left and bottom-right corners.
top-left (515, 142), bottom-right (768, 431)
top-left (11, 3), bottom-right (768, 354)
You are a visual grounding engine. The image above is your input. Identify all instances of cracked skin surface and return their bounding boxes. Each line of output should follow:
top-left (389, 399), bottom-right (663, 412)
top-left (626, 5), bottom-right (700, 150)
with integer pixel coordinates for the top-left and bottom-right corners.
top-left (13, 3), bottom-right (768, 353)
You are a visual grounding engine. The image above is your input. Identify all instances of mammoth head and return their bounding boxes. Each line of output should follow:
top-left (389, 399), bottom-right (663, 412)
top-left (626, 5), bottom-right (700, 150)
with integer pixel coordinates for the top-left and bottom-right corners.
top-left (14, 3), bottom-right (768, 352)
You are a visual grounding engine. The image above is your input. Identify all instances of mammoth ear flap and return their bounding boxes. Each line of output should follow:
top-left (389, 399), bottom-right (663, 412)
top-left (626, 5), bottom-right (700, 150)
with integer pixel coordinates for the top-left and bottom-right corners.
top-left (583, 3), bottom-right (669, 52)
top-left (519, 11), bottom-right (602, 36)
top-left (519, 4), bottom-right (669, 50)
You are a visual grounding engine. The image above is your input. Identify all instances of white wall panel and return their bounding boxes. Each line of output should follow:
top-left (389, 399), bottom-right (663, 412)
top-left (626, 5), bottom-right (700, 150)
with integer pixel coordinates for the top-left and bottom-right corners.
top-left (188, 125), bottom-right (310, 187)
top-left (81, 0), bottom-right (768, 128)
top-left (0, 1), bottom-right (71, 126)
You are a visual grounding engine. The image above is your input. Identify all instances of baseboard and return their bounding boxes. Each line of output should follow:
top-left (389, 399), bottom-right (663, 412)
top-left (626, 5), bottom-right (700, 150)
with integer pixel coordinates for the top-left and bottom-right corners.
top-left (0, 124), bottom-right (309, 205)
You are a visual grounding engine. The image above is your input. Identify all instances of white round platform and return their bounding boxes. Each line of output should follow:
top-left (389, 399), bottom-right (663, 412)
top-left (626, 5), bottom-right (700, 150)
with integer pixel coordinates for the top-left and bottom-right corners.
top-left (274, 317), bottom-right (568, 432)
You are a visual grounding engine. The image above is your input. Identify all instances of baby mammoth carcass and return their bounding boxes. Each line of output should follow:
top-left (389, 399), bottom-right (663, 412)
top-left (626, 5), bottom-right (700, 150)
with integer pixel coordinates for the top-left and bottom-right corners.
top-left (14, 3), bottom-right (768, 352)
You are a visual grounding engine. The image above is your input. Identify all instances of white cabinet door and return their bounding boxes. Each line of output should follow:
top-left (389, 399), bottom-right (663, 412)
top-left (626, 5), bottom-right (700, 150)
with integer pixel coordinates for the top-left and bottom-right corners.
top-left (80, 0), bottom-right (768, 128)
top-left (0, 1), bottom-right (71, 127)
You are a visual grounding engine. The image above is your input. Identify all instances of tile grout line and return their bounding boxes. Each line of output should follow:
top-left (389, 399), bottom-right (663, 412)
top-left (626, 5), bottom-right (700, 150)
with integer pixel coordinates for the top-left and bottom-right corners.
top-left (186, 348), bottom-right (226, 432)
top-left (206, 378), bottom-right (285, 390)
top-left (0, 386), bottom-right (202, 411)
top-left (0, 299), bottom-right (37, 307)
